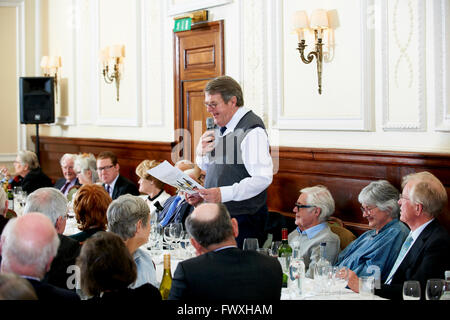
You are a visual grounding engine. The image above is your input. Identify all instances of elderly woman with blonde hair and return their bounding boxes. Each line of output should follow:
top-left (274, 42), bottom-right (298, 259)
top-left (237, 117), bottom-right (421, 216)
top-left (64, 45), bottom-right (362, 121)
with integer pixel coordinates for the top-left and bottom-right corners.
top-left (135, 160), bottom-right (171, 216)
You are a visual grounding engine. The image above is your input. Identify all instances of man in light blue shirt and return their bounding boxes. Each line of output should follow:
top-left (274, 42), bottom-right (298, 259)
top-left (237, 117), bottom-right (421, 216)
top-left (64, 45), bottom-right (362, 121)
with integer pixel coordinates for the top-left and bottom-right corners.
top-left (288, 185), bottom-right (340, 277)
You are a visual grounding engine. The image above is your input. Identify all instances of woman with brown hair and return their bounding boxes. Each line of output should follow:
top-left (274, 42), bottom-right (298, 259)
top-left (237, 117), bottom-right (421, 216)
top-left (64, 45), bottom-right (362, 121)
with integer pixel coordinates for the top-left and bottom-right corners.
top-left (69, 184), bottom-right (112, 243)
top-left (76, 231), bottom-right (161, 301)
top-left (135, 160), bottom-right (171, 215)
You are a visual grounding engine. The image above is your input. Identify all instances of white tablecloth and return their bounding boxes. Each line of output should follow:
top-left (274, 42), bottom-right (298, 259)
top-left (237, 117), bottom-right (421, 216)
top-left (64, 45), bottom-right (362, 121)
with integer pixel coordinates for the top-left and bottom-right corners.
top-left (149, 248), bottom-right (386, 300)
top-left (281, 278), bottom-right (386, 300)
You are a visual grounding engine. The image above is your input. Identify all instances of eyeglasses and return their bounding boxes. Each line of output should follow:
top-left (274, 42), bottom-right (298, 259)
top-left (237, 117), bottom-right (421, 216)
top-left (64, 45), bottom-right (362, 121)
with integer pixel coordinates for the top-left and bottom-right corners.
top-left (360, 206), bottom-right (377, 214)
top-left (294, 203), bottom-right (315, 210)
top-left (97, 164), bottom-right (114, 172)
top-left (204, 102), bottom-right (218, 109)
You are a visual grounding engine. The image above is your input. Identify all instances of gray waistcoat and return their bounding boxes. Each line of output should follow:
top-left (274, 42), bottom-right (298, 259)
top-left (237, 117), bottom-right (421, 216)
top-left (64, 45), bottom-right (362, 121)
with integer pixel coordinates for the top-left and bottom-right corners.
top-left (204, 110), bottom-right (268, 216)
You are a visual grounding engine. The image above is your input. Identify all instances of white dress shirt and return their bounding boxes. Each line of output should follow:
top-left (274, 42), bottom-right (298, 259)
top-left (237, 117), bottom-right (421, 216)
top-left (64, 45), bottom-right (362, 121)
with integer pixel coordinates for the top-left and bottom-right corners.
top-left (196, 107), bottom-right (273, 203)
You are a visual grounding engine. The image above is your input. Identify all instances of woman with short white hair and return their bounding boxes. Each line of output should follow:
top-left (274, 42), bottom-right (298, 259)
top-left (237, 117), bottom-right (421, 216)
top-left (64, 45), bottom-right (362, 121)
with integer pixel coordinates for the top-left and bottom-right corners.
top-left (1, 150), bottom-right (52, 194)
top-left (334, 180), bottom-right (410, 282)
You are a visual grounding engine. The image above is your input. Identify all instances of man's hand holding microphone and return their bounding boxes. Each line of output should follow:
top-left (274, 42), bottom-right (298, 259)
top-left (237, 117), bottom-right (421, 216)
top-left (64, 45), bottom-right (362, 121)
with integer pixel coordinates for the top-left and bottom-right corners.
top-left (196, 117), bottom-right (216, 157)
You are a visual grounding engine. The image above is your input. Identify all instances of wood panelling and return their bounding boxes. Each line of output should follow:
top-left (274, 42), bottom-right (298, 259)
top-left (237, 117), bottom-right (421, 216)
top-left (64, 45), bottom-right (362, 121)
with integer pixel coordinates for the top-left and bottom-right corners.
top-left (34, 136), bottom-right (177, 195)
top-left (268, 147), bottom-right (450, 235)
top-left (35, 136), bottom-right (450, 235)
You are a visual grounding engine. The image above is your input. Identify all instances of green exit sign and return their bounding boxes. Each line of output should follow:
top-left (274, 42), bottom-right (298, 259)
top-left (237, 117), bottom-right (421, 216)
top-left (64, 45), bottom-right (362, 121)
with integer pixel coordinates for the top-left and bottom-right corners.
top-left (174, 18), bottom-right (192, 32)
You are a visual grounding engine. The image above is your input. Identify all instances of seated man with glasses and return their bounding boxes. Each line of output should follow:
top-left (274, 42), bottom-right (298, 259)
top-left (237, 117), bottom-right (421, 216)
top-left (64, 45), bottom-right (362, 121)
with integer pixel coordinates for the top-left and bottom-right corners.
top-left (334, 180), bottom-right (409, 283)
top-left (96, 151), bottom-right (139, 200)
top-left (288, 185), bottom-right (340, 277)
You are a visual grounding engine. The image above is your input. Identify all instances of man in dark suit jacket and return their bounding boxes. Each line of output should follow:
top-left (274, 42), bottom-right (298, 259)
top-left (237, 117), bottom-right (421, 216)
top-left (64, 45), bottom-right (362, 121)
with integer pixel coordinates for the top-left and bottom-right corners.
top-left (168, 203), bottom-right (282, 301)
top-left (53, 153), bottom-right (81, 197)
top-left (347, 171), bottom-right (450, 300)
top-left (96, 151), bottom-right (139, 200)
top-left (0, 212), bottom-right (80, 301)
top-left (97, 151), bottom-right (139, 200)
top-left (23, 187), bottom-right (81, 291)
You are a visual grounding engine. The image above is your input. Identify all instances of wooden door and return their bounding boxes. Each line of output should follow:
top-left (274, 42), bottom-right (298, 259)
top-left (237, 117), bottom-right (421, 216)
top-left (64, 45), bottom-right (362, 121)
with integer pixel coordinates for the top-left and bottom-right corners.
top-left (173, 20), bottom-right (224, 162)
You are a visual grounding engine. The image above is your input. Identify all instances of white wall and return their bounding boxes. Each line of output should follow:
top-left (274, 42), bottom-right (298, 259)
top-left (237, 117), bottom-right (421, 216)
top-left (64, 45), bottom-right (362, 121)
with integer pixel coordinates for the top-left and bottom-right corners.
top-left (1, 0), bottom-right (449, 165)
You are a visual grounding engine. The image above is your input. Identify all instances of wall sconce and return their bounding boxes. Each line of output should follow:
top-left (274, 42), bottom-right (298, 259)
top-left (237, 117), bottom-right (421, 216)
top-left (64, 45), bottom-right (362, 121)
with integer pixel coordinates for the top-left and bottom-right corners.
top-left (40, 55), bottom-right (61, 103)
top-left (293, 9), bottom-right (329, 95)
top-left (100, 45), bottom-right (125, 101)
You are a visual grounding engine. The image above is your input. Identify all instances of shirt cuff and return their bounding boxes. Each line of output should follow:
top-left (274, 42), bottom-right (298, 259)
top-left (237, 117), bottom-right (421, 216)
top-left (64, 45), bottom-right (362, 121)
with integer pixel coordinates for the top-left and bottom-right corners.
top-left (220, 185), bottom-right (233, 203)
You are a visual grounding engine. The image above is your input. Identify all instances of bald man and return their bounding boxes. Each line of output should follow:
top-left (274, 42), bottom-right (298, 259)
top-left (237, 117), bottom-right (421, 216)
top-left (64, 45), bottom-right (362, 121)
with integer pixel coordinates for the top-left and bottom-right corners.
top-left (168, 203), bottom-right (282, 301)
top-left (0, 212), bottom-right (80, 300)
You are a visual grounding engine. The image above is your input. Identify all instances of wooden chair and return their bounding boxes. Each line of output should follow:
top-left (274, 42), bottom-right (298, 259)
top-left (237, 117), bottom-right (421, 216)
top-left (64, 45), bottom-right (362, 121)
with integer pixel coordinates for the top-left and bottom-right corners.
top-left (327, 217), bottom-right (357, 251)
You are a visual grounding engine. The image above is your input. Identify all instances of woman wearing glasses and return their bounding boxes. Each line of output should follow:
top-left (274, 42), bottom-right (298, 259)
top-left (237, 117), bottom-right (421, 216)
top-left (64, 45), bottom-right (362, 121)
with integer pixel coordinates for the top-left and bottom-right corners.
top-left (0, 150), bottom-right (52, 194)
top-left (334, 180), bottom-right (410, 282)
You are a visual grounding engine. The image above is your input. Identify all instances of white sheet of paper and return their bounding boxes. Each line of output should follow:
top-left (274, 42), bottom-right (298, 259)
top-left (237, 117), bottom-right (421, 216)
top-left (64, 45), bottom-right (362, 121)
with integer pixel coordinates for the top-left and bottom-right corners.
top-left (146, 160), bottom-right (204, 194)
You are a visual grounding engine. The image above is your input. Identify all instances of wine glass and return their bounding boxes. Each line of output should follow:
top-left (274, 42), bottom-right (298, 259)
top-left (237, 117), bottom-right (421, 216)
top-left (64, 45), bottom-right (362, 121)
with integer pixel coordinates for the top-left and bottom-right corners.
top-left (403, 280), bottom-right (421, 300)
top-left (163, 225), bottom-right (175, 250)
top-left (288, 257), bottom-right (305, 295)
top-left (314, 264), bottom-right (332, 294)
top-left (333, 266), bottom-right (349, 296)
top-left (270, 241), bottom-right (282, 257)
top-left (243, 238), bottom-right (259, 251)
top-left (170, 223), bottom-right (183, 251)
top-left (426, 279), bottom-right (445, 300)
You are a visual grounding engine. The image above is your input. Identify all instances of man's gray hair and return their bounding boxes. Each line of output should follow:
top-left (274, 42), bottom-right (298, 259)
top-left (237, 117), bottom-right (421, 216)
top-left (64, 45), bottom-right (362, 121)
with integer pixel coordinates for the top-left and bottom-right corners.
top-left (60, 153), bottom-right (76, 165)
top-left (358, 180), bottom-right (400, 219)
top-left (0, 188), bottom-right (7, 213)
top-left (402, 171), bottom-right (448, 218)
top-left (185, 203), bottom-right (234, 248)
top-left (300, 185), bottom-right (335, 223)
top-left (1, 217), bottom-right (60, 277)
top-left (107, 194), bottom-right (150, 240)
top-left (23, 188), bottom-right (68, 225)
top-left (17, 150), bottom-right (39, 170)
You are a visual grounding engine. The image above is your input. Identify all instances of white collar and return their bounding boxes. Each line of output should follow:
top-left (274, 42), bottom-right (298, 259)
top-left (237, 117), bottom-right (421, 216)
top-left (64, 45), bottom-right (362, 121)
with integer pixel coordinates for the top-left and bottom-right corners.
top-left (222, 107), bottom-right (250, 135)
top-left (410, 218), bottom-right (434, 241)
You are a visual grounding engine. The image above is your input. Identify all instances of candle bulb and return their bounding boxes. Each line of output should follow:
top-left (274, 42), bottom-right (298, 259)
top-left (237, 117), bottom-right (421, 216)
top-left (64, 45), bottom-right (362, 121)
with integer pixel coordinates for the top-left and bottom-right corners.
top-left (297, 29), bottom-right (305, 42)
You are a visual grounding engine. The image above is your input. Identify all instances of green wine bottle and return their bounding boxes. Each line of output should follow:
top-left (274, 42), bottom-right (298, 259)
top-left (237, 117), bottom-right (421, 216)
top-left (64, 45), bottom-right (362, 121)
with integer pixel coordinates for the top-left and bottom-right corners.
top-left (159, 254), bottom-right (172, 300)
top-left (278, 228), bottom-right (292, 288)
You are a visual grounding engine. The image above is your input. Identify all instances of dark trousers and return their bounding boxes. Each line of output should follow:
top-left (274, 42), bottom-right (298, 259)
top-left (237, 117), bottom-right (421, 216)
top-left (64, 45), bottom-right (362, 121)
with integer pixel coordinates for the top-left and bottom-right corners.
top-left (233, 205), bottom-right (267, 249)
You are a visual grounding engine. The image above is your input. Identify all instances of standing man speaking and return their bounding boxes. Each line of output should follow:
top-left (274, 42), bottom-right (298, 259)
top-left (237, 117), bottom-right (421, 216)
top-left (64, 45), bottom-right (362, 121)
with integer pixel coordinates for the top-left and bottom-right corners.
top-left (195, 76), bottom-right (273, 248)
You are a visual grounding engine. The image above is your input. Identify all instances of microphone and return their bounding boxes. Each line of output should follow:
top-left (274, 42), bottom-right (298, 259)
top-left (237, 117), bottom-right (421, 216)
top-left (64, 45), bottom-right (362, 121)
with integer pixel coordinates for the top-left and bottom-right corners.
top-left (154, 201), bottom-right (164, 212)
top-left (206, 117), bottom-right (214, 130)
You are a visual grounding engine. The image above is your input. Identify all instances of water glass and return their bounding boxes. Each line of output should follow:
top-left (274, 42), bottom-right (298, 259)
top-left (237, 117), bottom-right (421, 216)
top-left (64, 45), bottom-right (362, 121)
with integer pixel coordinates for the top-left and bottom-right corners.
top-left (359, 276), bottom-right (375, 298)
top-left (403, 280), bottom-right (421, 300)
top-left (270, 241), bottom-right (282, 257)
top-left (243, 238), bottom-right (259, 251)
top-left (332, 266), bottom-right (349, 295)
top-left (426, 279), bottom-right (445, 300)
top-left (440, 280), bottom-right (450, 300)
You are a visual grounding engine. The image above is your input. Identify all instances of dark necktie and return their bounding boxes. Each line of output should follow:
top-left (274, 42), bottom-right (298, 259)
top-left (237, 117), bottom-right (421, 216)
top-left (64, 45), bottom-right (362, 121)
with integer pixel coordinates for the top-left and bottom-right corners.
top-left (220, 126), bottom-right (227, 135)
top-left (60, 181), bottom-right (71, 194)
top-left (105, 184), bottom-right (111, 195)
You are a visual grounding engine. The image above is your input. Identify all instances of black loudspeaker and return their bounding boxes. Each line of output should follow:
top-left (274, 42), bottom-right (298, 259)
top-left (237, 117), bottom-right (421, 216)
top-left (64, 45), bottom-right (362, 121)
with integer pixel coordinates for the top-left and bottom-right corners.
top-left (19, 77), bottom-right (55, 124)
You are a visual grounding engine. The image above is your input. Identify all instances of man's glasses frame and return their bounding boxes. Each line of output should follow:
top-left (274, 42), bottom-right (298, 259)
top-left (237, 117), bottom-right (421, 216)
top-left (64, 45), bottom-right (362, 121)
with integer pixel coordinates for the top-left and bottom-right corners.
top-left (294, 203), bottom-right (315, 210)
top-left (97, 164), bottom-right (115, 172)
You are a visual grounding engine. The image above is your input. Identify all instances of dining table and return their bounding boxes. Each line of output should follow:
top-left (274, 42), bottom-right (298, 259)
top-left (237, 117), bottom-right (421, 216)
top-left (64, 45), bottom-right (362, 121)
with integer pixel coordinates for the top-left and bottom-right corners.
top-left (146, 247), bottom-right (387, 300)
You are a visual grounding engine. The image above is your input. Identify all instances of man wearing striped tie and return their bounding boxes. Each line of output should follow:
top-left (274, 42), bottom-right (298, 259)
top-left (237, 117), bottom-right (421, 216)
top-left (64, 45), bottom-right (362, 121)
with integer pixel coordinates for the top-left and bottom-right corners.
top-left (346, 171), bottom-right (450, 300)
top-left (53, 154), bottom-right (81, 197)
